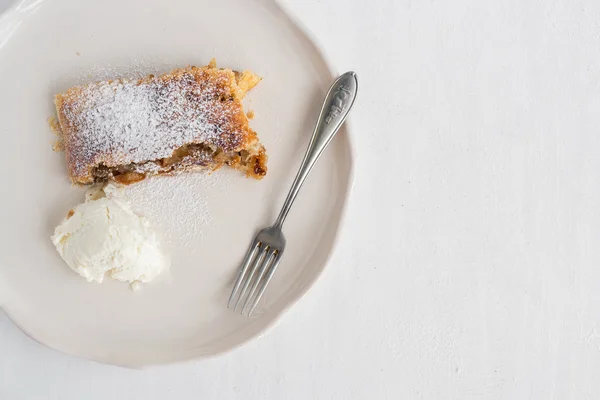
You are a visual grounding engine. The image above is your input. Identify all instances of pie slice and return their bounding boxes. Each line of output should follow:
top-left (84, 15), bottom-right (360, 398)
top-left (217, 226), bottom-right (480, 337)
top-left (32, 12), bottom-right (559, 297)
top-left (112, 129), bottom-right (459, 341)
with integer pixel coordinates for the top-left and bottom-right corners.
top-left (53, 59), bottom-right (267, 185)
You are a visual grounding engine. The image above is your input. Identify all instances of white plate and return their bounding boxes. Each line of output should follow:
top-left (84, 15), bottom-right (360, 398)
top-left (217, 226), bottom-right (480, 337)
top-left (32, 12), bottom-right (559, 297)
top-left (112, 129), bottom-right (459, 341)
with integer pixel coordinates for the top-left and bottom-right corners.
top-left (0, 0), bottom-right (353, 367)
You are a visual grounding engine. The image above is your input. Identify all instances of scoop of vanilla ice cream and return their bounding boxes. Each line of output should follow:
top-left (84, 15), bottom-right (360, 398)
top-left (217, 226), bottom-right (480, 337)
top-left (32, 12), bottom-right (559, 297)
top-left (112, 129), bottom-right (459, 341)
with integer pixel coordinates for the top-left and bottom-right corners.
top-left (51, 184), bottom-right (169, 285)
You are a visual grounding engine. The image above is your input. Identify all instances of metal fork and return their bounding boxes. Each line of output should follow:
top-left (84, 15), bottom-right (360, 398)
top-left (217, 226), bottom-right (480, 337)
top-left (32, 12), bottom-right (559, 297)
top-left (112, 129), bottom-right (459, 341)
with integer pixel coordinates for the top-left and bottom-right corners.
top-left (228, 71), bottom-right (359, 317)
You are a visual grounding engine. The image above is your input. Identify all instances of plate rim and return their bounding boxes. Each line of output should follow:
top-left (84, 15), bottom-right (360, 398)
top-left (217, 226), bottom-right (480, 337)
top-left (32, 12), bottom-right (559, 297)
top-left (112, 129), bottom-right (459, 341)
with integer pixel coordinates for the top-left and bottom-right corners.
top-left (0, 0), bottom-right (356, 368)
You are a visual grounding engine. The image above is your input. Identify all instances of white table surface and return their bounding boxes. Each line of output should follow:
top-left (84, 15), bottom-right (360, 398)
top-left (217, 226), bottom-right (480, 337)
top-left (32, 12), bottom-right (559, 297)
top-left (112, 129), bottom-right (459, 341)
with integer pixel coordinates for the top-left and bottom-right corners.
top-left (2, 0), bottom-right (600, 398)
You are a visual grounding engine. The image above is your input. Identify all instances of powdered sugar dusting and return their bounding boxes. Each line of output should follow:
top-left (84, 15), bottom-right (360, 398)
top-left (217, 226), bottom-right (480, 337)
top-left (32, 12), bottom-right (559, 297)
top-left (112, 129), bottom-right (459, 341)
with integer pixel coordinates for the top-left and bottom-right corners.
top-left (58, 66), bottom-right (248, 180)
top-left (123, 170), bottom-right (233, 251)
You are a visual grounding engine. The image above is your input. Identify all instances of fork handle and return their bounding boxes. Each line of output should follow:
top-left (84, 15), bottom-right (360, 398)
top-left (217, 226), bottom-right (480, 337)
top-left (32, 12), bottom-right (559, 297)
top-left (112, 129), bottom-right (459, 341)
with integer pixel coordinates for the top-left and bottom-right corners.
top-left (274, 71), bottom-right (359, 229)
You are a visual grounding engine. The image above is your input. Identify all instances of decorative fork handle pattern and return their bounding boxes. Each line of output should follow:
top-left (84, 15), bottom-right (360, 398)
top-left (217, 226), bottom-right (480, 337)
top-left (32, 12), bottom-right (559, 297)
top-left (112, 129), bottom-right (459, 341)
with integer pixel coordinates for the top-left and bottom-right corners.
top-left (274, 71), bottom-right (359, 228)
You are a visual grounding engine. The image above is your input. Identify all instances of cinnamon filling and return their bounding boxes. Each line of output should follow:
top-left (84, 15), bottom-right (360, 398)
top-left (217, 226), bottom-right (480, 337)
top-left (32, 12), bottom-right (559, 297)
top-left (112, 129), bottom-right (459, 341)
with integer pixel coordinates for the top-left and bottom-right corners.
top-left (91, 143), bottom-right (265, 185)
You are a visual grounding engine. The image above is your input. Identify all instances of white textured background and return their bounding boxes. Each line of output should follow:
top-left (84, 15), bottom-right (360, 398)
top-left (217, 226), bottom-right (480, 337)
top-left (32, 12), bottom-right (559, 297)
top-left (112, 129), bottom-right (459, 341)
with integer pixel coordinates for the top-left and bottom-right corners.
top-left (2, 0), bottom-right (600, 398)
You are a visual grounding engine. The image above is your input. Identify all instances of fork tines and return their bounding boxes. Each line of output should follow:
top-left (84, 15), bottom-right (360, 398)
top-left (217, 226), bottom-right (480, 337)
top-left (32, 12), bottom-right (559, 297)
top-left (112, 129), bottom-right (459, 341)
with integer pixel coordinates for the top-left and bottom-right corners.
top-left (227, 241), bottom-right (281, 317)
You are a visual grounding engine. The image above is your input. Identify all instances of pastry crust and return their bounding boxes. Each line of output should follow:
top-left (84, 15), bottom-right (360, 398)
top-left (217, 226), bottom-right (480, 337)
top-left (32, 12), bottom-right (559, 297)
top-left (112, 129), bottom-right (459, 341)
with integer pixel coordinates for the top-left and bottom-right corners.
top-left (54, 60), bottom-right (267, 185)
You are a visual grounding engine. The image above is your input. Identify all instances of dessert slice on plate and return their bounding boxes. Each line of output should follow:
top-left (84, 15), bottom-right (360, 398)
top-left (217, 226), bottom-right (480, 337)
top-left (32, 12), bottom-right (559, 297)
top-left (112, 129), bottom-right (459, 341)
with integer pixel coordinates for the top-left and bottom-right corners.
top-left (53, 59), bottom-right (267, 185)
